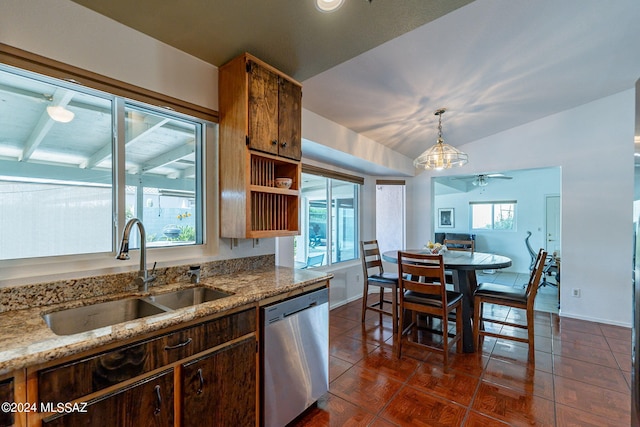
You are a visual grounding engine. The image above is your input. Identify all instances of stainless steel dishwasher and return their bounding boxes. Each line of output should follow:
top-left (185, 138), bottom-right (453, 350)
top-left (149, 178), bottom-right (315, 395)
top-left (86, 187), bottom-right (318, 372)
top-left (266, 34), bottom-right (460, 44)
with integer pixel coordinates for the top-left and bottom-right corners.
top-left (262, 287), bottom-right (329, 427)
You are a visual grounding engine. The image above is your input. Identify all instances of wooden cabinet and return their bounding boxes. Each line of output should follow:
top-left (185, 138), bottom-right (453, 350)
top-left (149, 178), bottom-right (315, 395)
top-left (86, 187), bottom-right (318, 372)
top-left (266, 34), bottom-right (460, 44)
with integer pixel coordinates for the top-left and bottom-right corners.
top-left (31, 308), bottom-right (257, 427)
top-left (219, 53), bottom-right (302, 238)
top-left (246, 60), bottom-right (301, 161)
top-left (0, 377), bottom-right (14, 427)
top-left (181, 338), bottom-right (256, 427)
top-left (43, 370), bottom-right (174, 427)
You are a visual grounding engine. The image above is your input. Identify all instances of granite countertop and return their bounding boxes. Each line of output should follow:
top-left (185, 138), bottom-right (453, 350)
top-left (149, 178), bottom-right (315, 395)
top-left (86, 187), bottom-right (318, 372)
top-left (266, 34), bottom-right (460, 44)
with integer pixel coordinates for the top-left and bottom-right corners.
top-left (0, 266), bottom-right (332, 375)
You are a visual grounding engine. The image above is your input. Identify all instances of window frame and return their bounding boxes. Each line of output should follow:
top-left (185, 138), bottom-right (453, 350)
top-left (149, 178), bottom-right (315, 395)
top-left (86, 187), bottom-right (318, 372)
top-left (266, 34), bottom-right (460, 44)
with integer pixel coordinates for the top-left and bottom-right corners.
top-left (296, 166), bottom-right (362, 269)
top-left (0, 44), bottom-right (219, 283)
top-left (470, 200), bottom-right (517, 231)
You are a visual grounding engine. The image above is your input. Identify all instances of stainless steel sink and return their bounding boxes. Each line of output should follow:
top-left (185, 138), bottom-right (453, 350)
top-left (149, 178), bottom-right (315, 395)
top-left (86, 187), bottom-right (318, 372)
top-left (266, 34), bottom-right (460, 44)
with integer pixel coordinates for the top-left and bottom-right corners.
top-left (42, 298), bottom-right (166, 336)
top-left (146, 287), bottom-right (232, 310)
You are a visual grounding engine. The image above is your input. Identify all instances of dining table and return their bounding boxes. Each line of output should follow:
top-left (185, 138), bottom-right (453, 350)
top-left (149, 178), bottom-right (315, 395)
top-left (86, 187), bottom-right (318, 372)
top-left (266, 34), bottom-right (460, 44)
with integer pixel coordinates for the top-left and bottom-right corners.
top-left (382, 249), bottom-right (512, 353)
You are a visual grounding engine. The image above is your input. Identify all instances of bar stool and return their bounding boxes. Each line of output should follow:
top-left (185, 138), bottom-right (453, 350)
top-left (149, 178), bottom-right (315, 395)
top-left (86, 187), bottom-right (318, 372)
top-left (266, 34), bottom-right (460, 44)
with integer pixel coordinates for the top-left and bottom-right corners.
top-left (360, 240), bottom-right (399, 333)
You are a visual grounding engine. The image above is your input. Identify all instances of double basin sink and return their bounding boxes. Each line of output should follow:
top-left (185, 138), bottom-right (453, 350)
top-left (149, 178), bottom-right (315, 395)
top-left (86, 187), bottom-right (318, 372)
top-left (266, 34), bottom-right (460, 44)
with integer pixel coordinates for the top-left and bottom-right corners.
top-left (42, 286), bottom-right (232, 336)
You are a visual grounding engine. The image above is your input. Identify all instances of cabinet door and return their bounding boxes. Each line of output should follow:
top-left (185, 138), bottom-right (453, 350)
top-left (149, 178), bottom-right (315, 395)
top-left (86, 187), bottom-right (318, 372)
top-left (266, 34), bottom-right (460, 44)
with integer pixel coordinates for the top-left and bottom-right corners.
top-left (43, 370), bottom-right (174, 427)
top-left (0, 378), bottom-right (14, 427)
top-left (181, 338), bottom-right (256, 427)
top-left (248, 61), bottom-right (279, 156)
top-left (277, 78), bottom-right (302, 161)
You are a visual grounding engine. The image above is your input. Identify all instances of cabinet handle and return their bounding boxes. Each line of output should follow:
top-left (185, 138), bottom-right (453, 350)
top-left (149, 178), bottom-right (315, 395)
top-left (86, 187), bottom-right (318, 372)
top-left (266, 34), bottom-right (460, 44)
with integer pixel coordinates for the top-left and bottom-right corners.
top-left (271, 139), bottom-right (278, 145)
top-left (196, 368), bottom-right (205, 395)
top-left (154, 385), bottom-right (162, 415)
top-left (164, 337), bottom-right (192, 350)
top-left (280, 141), bottom-right (287, 148)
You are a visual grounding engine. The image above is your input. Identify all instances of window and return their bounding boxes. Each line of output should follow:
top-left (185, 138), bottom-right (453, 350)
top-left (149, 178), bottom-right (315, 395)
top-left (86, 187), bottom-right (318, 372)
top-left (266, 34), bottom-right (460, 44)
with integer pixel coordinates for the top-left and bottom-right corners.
top-left (0, 64), bottom-right (208, 261)
top-left (294, 167), bottom-right (361, 268)
top-left (471, 201), bottom-right (516, 230)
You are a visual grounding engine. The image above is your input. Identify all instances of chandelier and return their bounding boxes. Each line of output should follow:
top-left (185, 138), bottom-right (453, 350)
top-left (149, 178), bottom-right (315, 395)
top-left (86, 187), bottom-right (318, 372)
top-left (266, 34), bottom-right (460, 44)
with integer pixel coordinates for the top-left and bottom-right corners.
top-left (413, 108), bottom-right (468, 170)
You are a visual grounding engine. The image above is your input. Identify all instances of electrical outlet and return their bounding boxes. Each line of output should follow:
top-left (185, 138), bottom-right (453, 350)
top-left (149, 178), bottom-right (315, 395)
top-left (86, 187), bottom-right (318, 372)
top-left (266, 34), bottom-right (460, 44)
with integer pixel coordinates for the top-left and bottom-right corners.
top-left (571, 288), bottom-right (581, 297)
top-left (356, 274), bottom-right (360, 282)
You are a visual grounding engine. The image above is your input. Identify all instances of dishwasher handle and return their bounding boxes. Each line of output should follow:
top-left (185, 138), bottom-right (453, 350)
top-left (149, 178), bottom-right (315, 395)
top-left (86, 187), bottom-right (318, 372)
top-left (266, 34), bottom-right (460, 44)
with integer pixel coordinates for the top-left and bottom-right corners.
top-left (284, 301), bottom-right (317, 318)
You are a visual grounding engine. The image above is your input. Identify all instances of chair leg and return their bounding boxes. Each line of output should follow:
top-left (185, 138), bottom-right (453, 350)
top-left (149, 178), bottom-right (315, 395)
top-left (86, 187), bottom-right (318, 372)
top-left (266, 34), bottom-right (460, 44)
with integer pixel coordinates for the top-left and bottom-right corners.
top-left (456, 305), bottom-right (463, 354)
top-left (442, 309), bottom-right (449, 366)
top-left (473, 297), bottom-right (482, 352)
top-left (526, 307), bottom-right (535, 360)
top-left (391, 285), bottom-right (398, 335)
top-left (396, 304), bottom-right (404, 359)
top-left (378, 287), bottom-right (384, 323)
top-left (361, 280), bottom-right (369, 323)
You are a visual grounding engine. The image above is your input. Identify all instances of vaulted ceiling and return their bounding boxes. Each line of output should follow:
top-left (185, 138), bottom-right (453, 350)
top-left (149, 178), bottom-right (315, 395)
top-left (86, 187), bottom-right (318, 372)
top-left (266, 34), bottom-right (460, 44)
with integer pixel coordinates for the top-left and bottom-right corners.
top-left (68, 0), bottom-right (640, 174)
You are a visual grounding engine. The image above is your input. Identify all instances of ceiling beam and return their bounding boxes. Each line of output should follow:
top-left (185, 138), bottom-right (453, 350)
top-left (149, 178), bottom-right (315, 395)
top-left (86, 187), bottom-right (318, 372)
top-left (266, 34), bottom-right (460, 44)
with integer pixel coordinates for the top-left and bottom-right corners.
top-left (20, 88), bottom-right (74, 162)
top-left (141, 140), bottom-right (195, 174)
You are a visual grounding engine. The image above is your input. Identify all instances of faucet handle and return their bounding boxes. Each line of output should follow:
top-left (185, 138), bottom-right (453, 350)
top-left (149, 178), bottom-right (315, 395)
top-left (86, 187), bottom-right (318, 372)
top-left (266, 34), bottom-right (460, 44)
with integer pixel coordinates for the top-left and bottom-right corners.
top-left (150, 261), bottom-right (157, 277)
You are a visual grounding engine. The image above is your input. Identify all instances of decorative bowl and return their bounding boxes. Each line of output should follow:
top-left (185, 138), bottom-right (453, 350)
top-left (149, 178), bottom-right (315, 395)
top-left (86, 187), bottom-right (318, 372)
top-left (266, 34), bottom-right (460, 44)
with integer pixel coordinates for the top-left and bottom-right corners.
top-left (274, 178), bottom-right (292, 189)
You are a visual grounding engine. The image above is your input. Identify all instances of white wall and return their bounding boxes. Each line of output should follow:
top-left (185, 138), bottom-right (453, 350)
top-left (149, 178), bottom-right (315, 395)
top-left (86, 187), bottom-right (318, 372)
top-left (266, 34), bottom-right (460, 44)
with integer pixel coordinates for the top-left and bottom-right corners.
top-left (0, 0), bottom-right (217, 110)
top-left (408, 90), bottom-right (635, 326)
top-left (0, 0), bottom-right (271, 286)
top-left (433, 167), bottom-right (561, 272)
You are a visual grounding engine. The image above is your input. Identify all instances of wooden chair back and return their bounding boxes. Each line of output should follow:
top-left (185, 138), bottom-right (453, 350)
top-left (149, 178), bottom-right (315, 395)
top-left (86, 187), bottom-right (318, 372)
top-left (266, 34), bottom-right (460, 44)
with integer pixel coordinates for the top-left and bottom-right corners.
top-left (444, 239), bottom-right (475, 253)
top-left (397, 251), bottom-right (447, 303)
top-left (360, 240), bottom-right (384, 277)
top-left (525, 248), bottom-right (547, 303)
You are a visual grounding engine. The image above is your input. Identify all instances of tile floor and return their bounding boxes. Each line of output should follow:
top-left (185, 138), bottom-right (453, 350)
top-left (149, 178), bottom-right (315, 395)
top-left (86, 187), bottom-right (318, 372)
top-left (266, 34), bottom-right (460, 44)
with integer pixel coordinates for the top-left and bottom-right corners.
top-left (292, 277), bottom-right (631, 426)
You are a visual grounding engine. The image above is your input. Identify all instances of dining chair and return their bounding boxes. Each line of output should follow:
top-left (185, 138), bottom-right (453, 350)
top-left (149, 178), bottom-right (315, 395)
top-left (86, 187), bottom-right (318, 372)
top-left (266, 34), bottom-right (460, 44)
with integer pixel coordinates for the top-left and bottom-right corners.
top-left (443, 239), bottom-right (475, 253)
top-left (306, 253), bottom-right (325, 268)
top-left (473, 248), bottom-right (547, 359)
top-left (396, 251), bottom-right (463, 365)
top-left (360, 240), bottom-right (400, 334)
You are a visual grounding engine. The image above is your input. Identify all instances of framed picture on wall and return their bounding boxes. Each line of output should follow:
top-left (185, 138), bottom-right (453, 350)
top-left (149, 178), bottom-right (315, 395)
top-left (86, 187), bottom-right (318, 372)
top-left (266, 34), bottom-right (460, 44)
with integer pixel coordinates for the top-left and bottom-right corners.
top-left (438, 208), bottom-right (454, 228)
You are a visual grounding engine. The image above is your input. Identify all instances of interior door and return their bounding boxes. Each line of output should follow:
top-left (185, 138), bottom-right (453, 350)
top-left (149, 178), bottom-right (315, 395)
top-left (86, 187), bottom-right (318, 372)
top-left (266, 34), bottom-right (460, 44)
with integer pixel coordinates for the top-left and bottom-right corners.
top-left (545, 195), bottom-right (561, 255)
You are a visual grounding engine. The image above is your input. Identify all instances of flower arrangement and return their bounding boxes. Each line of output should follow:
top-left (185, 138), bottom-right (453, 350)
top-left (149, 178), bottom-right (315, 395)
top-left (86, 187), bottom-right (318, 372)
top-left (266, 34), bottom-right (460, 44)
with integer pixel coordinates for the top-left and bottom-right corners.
top-left (424, 241), bottom-right (447, 254)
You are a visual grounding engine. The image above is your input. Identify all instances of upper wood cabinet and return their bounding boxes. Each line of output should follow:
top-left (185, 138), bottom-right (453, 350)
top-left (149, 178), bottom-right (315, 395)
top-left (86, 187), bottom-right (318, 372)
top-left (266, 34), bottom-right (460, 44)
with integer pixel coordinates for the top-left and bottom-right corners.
top-left (247, 60), bottom-right (302, 160)
top-left (219, 53), bottom-right (301, 238)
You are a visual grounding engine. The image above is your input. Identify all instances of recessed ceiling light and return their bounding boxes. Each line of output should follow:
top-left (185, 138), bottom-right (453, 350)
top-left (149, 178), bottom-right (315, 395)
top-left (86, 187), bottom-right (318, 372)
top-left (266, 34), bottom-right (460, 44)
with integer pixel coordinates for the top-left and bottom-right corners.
top-left (316, 0), bottom-right (345, 13)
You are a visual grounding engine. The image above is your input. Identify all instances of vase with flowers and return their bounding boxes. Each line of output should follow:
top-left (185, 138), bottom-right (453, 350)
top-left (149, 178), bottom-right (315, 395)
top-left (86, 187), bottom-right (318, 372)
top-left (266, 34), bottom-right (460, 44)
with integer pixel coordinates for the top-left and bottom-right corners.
top-left (424, 241), bottom-right (448, 255)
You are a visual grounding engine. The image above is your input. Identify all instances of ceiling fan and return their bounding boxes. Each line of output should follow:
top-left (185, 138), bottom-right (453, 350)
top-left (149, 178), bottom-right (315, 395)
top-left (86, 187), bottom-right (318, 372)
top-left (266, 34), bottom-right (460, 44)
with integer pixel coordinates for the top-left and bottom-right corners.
top-left (452, 173), bottom-right (513, 187)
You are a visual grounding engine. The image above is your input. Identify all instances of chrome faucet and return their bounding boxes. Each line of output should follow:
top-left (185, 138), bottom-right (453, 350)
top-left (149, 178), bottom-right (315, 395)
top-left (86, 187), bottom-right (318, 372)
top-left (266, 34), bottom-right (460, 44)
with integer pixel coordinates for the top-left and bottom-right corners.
top-left (116, 218), bottom-right (156, 291)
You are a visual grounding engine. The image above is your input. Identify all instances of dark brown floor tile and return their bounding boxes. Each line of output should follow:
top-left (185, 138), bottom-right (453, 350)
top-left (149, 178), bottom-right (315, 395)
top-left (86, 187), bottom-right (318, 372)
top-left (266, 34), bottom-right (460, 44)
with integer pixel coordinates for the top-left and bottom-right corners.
top-left (356, 342), bottom-right (420, 383)
top-left (472, 381), bottom-right (555, 426)
top-left (553, 354), bottom-right (629, 393)
top-left (331, 303), bottom-right (369, 323)
top-left (551, 338), bottom-right (618, 368)
top-left (552, 328), bottom-right (610, 349)
top-left (380, 385), bottom-right (467, 427)
top-left (613, 350), bottom-right (631, 372)
top-left (606, 335), bottom-right (632, 354)
top-left (553, 316), bottom-right (603, 335)
top-left (368, 417), bottom-right (398, 427)
top-left (407, 361), bottom-right (480, 406)
top-left (329, 365), bottom-right (402, 414)
top-left (329, 355), bottom-right (353, 383)
top-left (463, 411), bottom-right (511, 426)
top-left (330, 316), bottom-right (361, 336)
top-left (446, 352), bottom-right (489, 378)
top-left (483, 358), bottom-right (554, 400)
top-left (344, 322), bottom-right (394, 345)
top-left (477, 335), bottom-right (498, 356)
top-left (599, 323), bottom-right (631, 341)
top-left (292, 393), bottom-right (375, 427)
top-left (554, 376), bottom-right (630, 422)
top-left (330, 335), bottom-right (379, 364)
top-left (491, 340), bottom-right (553, 373)
top-left (556, 402), bottom-right (631, 427)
